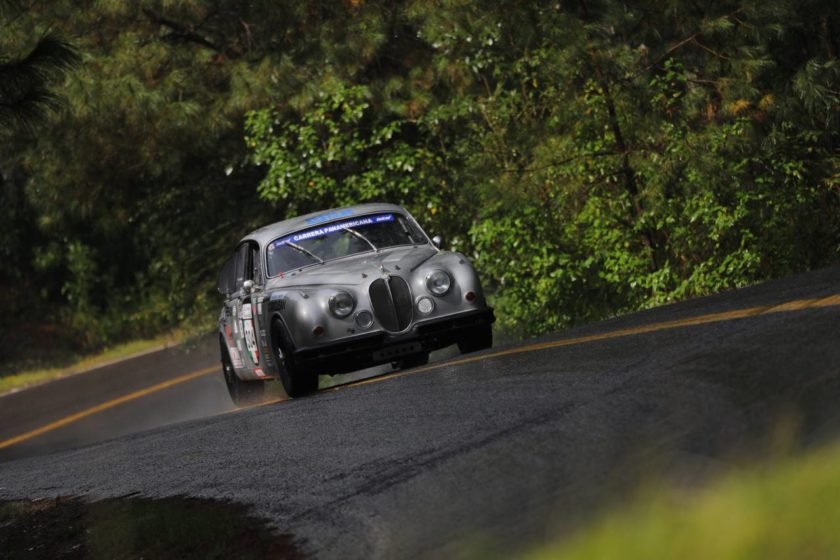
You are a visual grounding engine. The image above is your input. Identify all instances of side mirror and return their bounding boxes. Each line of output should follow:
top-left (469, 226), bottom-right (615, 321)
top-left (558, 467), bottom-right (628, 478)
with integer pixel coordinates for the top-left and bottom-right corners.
top-left (432, 235), bottom-right (442, 249)
top-left (243, 279), bottom-right (255, 294)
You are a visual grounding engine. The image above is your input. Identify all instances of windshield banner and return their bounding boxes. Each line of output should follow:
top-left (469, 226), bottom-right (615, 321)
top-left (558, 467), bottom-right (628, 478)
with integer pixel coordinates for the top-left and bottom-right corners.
top-left (275, 214), bottom-right (395, 247)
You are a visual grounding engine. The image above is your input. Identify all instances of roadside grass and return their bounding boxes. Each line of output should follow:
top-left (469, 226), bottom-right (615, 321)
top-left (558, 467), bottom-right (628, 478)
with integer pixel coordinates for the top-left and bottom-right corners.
top-left (528, 442), bottom-right (840, 560)
top-left (0, 333), bottom-right (181, 395)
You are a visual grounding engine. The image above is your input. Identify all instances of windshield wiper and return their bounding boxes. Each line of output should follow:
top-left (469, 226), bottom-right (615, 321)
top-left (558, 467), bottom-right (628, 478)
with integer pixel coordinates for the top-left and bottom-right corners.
top-left (342, 227), bottom-right (379, 253)
top-left (284, 241), bottom-right (324, 264)
top-left (397, 218), bottom-right (419, 244)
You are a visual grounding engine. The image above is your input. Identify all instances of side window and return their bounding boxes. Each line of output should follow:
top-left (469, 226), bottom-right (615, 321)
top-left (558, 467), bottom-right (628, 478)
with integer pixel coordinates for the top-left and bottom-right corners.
top-left (216, 253), bottom-right (236, 295)
top-left (233, 242), bottom-right (261, 289)
top-left (234, 243), bottom-right (250, 290)
top-left (249, 244), bottom-right (260, 283)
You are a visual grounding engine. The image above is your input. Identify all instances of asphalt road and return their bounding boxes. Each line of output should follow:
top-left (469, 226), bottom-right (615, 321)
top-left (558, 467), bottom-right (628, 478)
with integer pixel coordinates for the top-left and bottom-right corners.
top-left (2, 266), bottom-right (840, 558)
top-left (0, 337), bottom-right (233, 461)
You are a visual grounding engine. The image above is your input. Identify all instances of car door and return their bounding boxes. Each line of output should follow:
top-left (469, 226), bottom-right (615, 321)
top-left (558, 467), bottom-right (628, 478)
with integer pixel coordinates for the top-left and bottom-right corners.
top-left (236, 241), bottom-right (273, 378)
top-left (217, 252), bottom-right (244, 371)
top-left (220, 242), bottom-right (252, 377)
top-left (249, 242), bottom-right (275, 377)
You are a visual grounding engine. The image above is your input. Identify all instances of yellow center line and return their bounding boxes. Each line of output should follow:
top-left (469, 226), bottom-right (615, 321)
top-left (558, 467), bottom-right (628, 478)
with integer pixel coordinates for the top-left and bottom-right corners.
top-left (0, 366), bottom-right (217, 450)
top-left (3, 293), bottom-right (840, 451)
top-left (332, 293), bottom-right (840, 391)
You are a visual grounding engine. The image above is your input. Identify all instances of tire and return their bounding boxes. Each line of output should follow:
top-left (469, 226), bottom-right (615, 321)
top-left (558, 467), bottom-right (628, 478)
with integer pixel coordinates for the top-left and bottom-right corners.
top-left (457, 324), bottom-right (493, 354)
top-left (396, 352), bottom-right (430, 370)
top-left (272, 319), bottom-right (318, 398)
top-left (220, 340), bottom-right (265, 406)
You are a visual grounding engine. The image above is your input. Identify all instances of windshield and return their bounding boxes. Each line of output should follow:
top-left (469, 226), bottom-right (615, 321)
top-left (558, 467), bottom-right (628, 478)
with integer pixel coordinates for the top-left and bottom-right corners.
top-left (266, 213), bottom-right (428, 277)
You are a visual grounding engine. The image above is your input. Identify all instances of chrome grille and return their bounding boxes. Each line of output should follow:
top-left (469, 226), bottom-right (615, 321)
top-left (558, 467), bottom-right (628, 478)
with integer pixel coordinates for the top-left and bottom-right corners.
top-left (390, 276), bottom-right (413, 329)
top-left (369, 276), bottom-right (413, 332)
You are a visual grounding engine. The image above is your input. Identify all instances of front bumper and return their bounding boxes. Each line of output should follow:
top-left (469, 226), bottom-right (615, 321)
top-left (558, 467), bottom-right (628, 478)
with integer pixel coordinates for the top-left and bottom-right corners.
top-left (293, 307), bottom-right (495, 374)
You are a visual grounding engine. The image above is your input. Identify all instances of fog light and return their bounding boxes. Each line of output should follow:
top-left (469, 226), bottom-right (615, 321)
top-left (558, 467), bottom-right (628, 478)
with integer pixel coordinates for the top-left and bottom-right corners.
top-left (417, 296), bottom-right (435, 314)
top-left (465, 291), bottom-right (476, 302)
top-left (313, 325), bottom-right (325, 337)
top-left (355, 310), bottom-right (374, 329)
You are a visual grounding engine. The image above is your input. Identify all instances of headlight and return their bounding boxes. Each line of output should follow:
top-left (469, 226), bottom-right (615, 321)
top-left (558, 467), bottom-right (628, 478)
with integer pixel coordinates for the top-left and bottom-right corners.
top-left (355, 310), bottom-right (374, 328)
top-left (416, 296), bottom-right (435, 314)
top-left (425, 270), bottom-right (452, 296)
top-left (329, 291), bottom-right (355, 318)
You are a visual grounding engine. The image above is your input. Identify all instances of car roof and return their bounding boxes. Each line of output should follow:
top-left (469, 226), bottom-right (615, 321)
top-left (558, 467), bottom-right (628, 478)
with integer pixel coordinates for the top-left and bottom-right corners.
top-left (240, 202), bottom-right (411, 247)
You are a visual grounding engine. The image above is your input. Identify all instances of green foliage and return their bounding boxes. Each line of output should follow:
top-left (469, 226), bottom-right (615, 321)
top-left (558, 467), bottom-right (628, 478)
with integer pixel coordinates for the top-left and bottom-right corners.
top-left (245, 80), bottom-right (472, 239)
top-left (529, 441), bottom-right (840, 560)
top-left (248, 84), bottom-right (428, 211)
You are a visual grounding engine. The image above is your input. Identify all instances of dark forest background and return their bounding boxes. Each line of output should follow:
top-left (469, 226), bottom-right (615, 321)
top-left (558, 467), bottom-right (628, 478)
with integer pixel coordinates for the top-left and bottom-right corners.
top-left (1, 0), bottom-right (838, 372)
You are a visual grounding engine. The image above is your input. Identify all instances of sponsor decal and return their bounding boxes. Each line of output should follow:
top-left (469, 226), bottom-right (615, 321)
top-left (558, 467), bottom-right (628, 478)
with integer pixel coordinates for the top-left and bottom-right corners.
top-left (254, 367), bottom-right (267, 378)
top-left (273, 214), bottom-right (395, 248)
top-left (228, 347), bottom-right (243, 369)
top-left (305, 208), bottom-right (354, 225)
top-left (259, 329), bottom-right (271, 364)
top-left (241, 312), bottom-right (259, 365)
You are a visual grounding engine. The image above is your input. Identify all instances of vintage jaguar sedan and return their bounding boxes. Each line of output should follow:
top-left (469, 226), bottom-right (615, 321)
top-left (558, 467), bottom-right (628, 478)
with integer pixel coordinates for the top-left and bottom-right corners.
top-left (216, 203), bottom-right (495, 403)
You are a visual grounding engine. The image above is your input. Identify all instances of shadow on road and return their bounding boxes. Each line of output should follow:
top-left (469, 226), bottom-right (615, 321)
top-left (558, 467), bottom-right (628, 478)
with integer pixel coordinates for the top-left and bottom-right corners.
top-left (0, 495), bottom-right (304, 560)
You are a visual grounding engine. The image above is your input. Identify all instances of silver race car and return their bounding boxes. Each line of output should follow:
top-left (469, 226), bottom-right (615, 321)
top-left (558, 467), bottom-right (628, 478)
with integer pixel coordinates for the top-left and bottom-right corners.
top-left (216, 203), bottom-right (495, 403)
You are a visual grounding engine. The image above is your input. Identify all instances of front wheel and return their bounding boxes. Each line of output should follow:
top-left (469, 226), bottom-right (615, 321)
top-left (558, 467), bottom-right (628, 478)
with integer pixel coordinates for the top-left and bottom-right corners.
top-left (457, 324), bottom-right (493, 354)
top-left (272, 320), bottom-right (318, 398)
top-left (221, 341), bottom-right (265, 406)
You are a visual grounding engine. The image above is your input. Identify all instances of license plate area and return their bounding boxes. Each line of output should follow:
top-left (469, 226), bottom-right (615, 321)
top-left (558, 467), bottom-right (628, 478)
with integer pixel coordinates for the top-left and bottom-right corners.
top-left (373, 342), bottom-right (422, 362)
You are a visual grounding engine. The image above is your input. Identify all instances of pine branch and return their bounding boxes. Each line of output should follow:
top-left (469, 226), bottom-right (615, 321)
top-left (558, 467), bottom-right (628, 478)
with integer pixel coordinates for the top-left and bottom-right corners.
top-left (0, 87), bottom-right (62, 132)
top-left (142, 8), bottom-right (226, 54)
top-left (640, 32), bottom-right (700, 74)
top-left (0, 33), bottom-right (79, 93)
top-left (503, 150), bottom-right (618, 174)
top-left (0, 33), bottom-right (79, 132)
top-left (635, 9), bottom-right (743, 76)
top-left (692, 37), bottom-right (731, 60)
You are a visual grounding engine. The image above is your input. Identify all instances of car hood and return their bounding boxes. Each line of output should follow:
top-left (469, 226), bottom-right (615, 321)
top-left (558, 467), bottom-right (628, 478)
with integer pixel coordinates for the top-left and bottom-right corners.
top-left (265, 245), bottom-right (438, 289)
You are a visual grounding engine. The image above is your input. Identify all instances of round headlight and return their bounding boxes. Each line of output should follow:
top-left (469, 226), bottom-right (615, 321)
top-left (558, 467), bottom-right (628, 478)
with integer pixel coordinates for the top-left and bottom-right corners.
top-left (426, 270), bottom-right (452, 296)
top-left (329, 291), bottom-right (355, 318)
